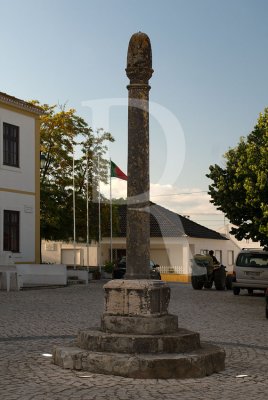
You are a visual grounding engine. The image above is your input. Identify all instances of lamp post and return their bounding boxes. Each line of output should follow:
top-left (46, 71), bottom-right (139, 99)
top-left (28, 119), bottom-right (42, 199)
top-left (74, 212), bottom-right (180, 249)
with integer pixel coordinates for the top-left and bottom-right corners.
top-left (86, 153), bottom-right (89, 268)
top-left (40, 152), bottom-right (46, 185)
top-left (73, 148), bottom-right (76, 270)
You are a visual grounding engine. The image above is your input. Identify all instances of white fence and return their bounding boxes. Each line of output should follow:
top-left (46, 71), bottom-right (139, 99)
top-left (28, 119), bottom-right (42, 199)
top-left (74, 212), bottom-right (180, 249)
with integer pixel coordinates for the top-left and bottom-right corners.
top-left (158, 265), bottom-right (184, 274)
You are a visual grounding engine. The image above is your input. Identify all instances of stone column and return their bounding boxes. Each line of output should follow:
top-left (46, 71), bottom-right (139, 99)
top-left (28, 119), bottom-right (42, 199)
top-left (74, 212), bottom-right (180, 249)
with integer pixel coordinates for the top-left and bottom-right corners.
top-left (52, 32), bottom-right (225, 379)
top-left (125, 32), bottom-right (154, 279)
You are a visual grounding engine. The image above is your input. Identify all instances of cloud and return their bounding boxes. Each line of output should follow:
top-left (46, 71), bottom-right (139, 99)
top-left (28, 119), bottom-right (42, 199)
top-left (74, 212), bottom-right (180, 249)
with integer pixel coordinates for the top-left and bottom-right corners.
top-left (100, 179), bottom-right (127, 200)
top-left (100, 181), bottom-right (225, 229)
top-left (150, 183), bottom-right (218, 215)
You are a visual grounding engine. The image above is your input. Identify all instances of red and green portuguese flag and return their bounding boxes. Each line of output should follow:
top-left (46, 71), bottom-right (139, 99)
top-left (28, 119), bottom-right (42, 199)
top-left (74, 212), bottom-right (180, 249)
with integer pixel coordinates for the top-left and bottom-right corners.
top-left (110, 160), bottom-right (127, 181)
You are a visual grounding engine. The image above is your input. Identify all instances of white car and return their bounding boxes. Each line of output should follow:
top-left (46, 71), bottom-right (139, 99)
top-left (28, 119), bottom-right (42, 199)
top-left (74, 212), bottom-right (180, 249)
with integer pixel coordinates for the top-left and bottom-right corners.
top-left (232, 249), bottom-right (268, 295)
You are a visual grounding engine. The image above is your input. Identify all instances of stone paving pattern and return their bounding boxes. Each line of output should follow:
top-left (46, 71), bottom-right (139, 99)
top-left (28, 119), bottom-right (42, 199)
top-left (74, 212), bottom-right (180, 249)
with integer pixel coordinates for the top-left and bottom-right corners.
top-left (0, 281), bottom-right (268, 399)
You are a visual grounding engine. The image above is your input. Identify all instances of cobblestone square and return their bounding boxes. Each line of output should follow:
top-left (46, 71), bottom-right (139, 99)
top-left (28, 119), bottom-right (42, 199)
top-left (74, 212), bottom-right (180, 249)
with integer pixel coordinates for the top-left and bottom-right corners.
top-left (0, 281), bottom-right (267, 399)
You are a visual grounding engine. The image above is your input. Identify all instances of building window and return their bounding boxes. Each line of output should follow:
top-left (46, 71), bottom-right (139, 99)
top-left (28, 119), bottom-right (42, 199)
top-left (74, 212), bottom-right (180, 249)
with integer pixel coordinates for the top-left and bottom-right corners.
top-left (228, 250), bottom-right (234, 265)
top-left (3, 123), bottom-right (19, 167)
top-left (3, 210), bottom-right (20, 252)
top-left (200, 249), bottom-right (209, 255)
top-left (215, 250), bottom-right (222, 263)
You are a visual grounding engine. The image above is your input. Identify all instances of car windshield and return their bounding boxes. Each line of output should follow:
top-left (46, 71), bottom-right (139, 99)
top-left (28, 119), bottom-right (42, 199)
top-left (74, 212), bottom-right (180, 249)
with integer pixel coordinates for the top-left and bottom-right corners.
top-left (237, 253), bottom-right (268, 268)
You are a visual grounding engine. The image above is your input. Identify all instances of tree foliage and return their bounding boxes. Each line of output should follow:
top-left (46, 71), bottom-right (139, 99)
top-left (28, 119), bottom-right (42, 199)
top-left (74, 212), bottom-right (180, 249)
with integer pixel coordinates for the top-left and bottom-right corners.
top-left (207, 108), bottom-right (268, 249)
top-left (33, 101), bottom-right (115, 241)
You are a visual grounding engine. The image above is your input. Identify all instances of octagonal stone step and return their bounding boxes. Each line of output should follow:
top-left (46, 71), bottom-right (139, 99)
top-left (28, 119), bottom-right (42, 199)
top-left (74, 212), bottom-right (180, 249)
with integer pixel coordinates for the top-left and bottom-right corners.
top-left (52, 343), bottom-right (225, 379)
top-left (77, 328), bottom-right (200, 354)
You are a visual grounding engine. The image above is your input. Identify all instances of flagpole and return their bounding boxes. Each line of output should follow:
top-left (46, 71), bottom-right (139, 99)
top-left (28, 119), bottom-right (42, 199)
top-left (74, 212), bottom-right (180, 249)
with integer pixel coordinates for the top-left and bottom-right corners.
top-left (110, 158), bottom-right (113, 263)
top-left (86, 151), bottom-right (89, 268)
top-left (109, 160), bottom-right (127, 265)
top-left (98, 138), bottom-right (101, 273)
top-left (73, 147), bottom-right (76, 270)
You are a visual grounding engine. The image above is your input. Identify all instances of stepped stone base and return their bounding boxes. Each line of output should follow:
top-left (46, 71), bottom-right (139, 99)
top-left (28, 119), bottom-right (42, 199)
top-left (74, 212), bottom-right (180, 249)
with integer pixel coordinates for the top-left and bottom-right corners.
top-left (53, 342), bottom-right (225, 379)
top-left (52, 279), bottom-right (225, 378)
top-left (77, 328), bottom-right (200, 353)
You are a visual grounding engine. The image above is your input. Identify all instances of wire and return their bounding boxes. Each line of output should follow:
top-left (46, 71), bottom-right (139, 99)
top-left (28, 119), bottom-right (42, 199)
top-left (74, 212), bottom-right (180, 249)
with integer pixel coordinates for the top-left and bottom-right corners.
top-left (151, 191), bottom-right (207, 197)
top-left (151, 190), bottom-right (207, 197)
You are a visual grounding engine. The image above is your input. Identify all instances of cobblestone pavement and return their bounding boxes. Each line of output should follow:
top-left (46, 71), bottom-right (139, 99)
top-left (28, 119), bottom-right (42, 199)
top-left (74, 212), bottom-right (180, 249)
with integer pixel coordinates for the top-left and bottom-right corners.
top-left (0, 281), bottom-right (268, 399)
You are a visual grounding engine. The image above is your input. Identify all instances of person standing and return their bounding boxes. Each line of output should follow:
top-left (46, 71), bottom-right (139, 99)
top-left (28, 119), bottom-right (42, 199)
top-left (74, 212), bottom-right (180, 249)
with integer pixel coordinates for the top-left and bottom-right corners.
top-left (209, 250), bottom-right (220, 265)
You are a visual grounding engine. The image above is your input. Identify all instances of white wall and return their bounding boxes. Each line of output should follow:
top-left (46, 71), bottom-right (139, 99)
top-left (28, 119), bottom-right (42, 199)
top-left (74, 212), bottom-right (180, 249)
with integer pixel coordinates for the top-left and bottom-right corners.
top-left (41, 241), bottom-right (98, 267)
top-left (150, 248), bottom-right (170, 266)
top-left (0, 108), bottom-right (36, 193)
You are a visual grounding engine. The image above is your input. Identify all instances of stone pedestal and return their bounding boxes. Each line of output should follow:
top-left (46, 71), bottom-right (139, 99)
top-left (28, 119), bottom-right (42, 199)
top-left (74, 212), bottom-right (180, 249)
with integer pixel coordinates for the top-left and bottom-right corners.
top-left (103, 279), bottom-right (170, 316)
top-left (52, 280), bottom-right (225, 378)
top-left (101, 280), bottom-right (178, 335)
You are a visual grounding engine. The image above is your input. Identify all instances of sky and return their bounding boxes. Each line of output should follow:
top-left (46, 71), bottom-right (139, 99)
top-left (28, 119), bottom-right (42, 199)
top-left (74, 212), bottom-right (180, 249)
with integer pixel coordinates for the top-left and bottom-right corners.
top-left (1, 0), bottom-right (268, 229)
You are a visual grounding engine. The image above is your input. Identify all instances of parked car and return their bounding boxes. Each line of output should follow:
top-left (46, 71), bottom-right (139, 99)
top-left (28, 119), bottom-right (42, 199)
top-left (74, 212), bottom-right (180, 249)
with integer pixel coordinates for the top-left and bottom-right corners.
top-left (265, 288), bottom-right (268, 318)
top-left (232, 248), bottom-right (268, 295)
top-left (112, 257), bottom-right (161, 280)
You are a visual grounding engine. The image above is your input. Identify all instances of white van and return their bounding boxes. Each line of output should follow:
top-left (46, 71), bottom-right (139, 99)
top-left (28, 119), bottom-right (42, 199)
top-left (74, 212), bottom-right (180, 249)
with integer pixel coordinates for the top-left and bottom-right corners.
top-left (232, 248), bottom-right (268, 295)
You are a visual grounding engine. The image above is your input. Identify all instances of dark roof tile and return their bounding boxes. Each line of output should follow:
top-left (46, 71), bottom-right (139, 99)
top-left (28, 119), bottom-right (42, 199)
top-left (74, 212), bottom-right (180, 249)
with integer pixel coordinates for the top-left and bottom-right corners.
top-left (115, 202), bottom-right (227, 240)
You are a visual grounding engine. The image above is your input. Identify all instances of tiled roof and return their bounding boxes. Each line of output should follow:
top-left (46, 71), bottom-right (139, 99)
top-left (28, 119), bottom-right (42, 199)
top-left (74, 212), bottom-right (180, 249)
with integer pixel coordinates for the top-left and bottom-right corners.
top-left (0, 91), bottom-right (44, 115)
top-left (115, 202), bottom-right (227, 240)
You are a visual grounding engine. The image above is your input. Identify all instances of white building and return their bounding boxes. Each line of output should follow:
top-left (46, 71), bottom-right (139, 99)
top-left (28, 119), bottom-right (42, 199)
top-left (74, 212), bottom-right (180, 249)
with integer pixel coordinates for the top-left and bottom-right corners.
top-left (216, 222), bottom-right (263, 265)
top-left (42, 203), bottom-right (236, 282)
top-left (101, 203), bottom-right (232, 281)
top-left (0, 92), bottom-right (43, 263)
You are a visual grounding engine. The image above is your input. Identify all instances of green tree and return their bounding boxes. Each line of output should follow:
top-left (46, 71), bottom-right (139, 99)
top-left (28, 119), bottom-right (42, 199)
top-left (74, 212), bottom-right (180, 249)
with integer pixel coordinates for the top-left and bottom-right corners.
top-left (34, 101), bottom-right (114, 241)
top-left (207, 108), bottom-right (268, 249)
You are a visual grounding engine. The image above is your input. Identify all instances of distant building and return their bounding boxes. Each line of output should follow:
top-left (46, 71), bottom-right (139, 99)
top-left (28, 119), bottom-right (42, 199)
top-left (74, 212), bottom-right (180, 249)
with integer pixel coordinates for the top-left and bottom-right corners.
top-left (102, 203), bottom-right (230, 281)
top-left (0, 92), bottom-right (43, 263)
top-left (217, 223), bottom-right (262, 250)
top-left (42, 202), bottom-right (233, 282)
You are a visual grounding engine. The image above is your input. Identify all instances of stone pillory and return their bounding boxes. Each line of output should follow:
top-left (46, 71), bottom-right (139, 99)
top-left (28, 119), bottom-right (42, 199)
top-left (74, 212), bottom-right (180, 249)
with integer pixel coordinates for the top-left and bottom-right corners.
top-left (125, 32), bottom-right (153, 280)
top-left (52, 32), bottom-right (225, 379)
